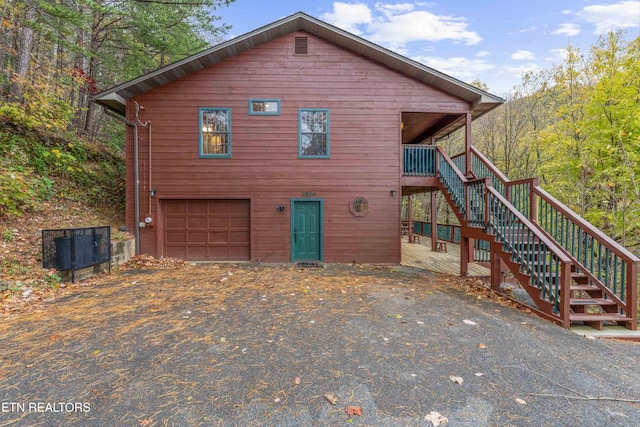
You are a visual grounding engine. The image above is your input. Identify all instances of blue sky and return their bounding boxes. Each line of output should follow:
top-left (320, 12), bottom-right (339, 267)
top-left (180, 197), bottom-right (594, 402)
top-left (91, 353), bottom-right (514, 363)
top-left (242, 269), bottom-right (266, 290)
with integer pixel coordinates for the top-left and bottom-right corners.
top-left (216, 0), bottom-right (640, 95)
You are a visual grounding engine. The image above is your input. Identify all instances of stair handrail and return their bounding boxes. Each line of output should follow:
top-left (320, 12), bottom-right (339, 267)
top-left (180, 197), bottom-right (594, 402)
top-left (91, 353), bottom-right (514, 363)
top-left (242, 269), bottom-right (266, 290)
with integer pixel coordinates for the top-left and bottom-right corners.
top-left (465, 145), bottom-right (637, 323)
top-left (487, 187), bottom-right (573, 264)
top-left (486, 186), bottom-right (573, 325)
top-left (437, 147), bottom-right (468, 215)
top-left (534, 186), bottom-right (639, 263)
top-left (535, 185), bottom-right (638, 319)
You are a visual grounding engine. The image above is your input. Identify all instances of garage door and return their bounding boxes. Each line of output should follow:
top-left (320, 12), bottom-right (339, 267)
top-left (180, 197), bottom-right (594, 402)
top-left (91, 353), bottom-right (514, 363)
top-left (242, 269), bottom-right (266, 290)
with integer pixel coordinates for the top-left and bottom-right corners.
top-left (164, 199), bottom-right (250, 261)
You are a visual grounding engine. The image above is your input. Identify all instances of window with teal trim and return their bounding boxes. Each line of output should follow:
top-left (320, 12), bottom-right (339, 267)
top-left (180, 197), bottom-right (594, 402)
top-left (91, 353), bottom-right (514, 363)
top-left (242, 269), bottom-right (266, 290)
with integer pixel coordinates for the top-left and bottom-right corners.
top-left (249, 99), bottom-right (280, 115)
top-left (299, 109), bottom-right (329, 158)
top-left (200, 108), bottom-right (231, 157)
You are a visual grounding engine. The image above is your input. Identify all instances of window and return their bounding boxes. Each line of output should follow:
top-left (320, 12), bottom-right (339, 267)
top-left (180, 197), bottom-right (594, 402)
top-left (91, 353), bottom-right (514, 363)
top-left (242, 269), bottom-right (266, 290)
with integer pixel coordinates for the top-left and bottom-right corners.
top-left (199, 108), bottom-right (231, 158)
top-left (249, 99), bottom-right (280, 115)
top-left (298, 109), bottom-right (329, 158)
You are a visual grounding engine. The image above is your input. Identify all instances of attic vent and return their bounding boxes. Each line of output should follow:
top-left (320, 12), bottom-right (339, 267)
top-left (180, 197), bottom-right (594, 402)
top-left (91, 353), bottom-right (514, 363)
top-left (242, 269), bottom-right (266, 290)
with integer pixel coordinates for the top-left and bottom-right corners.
top-left (294, 36), bottom-right (308, 55)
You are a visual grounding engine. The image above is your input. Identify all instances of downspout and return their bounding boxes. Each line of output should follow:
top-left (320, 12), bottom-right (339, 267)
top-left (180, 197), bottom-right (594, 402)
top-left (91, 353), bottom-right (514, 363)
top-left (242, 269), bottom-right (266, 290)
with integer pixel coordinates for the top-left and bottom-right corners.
top-left (134, 101), bottom-right (152, 218)
top-left (102, 105), bottom-right (141, 255)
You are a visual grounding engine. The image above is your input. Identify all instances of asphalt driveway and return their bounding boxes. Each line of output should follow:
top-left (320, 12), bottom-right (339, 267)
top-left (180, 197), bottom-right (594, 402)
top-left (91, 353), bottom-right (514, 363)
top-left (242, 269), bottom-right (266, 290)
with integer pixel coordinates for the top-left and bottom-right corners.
top-left (0, 262), bottom-right (639, 426)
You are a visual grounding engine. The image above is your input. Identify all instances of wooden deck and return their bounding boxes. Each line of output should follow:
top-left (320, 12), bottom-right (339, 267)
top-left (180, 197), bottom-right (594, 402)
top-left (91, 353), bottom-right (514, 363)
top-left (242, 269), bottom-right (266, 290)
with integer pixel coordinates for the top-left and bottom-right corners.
top-left (401, 238), bottom-right (490, 276)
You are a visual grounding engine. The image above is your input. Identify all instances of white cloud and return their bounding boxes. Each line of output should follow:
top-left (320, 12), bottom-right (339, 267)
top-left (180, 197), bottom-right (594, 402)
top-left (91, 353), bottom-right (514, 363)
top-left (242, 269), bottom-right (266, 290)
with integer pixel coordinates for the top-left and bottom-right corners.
top-left (412, 55), bottom-right (494, 79)
top-left (553, 23), bottom-right (581, 36)
top-left (561, 10), bottom-right (572, 15)
top-left (579, 1), bottom-right (640, 33)
top-left (321, 2), bottom-right (373, 35)
top-left (545, 48), bottom-right (568, 62)
top-left (374, 2), bottom-right (415, 18)
top-left (511, 50), bottom-right (536, 60)
top-left (322, 2), bottom-right (482, 50)
top-left (503, 63), bottom-right (540, 78)
top-left (476, 51), bottom-right (491, 57)
top-left (368, 10), bottom-right (482, 47)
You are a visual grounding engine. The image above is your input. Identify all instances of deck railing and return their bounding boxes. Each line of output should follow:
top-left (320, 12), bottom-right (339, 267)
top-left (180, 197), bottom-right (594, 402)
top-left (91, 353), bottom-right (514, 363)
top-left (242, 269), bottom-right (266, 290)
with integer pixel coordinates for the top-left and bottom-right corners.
top-left (460, 146), bottom-right (638, 324)
top-left (536, 186), bottom-right (638, 313)
top-left (488, 187), bottom-right (572, 319)
top-left (437, 147), bottom-right (466, 215)
top-left (410, 221), bottom-right (462, 243)
top-left (403, 145), bottom-right (437, 176)
top-left (451, 152), bottom-right (466, 174)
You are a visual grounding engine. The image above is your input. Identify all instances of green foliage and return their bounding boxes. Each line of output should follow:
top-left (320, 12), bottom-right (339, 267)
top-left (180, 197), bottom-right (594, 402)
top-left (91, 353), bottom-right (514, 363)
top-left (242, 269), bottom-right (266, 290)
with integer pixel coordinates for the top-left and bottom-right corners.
top-left (2, 229), bottom-right (15, 242)
top-left (0, 123), bottom-right (125, 217)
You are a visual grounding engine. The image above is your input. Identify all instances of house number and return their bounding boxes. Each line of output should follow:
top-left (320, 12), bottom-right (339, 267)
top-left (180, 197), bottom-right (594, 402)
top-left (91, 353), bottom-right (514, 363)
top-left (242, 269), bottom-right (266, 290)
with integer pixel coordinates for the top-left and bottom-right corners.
top-left (302, 191), bottom-right (316, 197)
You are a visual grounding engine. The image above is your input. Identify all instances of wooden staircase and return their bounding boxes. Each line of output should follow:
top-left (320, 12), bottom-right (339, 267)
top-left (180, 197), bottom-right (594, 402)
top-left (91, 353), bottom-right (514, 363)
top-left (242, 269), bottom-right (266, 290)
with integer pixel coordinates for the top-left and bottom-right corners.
top-left (412, 145), bottom-right (639, 331)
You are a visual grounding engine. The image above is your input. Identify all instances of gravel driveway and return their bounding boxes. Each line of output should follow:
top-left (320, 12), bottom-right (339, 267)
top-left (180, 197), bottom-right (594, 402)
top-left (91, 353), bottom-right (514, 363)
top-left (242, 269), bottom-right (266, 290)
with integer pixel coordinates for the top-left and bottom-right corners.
top-left (0, 262), bottom-right (638, 426)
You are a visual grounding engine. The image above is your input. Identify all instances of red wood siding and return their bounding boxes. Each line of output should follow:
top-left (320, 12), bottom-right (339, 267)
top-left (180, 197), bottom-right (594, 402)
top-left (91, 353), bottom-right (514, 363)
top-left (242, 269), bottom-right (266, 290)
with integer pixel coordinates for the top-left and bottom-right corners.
top-left (125, 32), bottom-right (471, 263)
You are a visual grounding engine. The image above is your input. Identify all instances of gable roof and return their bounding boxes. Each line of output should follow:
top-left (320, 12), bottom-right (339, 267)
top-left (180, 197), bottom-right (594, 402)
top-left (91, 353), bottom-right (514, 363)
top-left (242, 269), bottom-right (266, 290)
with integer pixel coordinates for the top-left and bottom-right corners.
top-left (94, 12), bottom-right (503, 137)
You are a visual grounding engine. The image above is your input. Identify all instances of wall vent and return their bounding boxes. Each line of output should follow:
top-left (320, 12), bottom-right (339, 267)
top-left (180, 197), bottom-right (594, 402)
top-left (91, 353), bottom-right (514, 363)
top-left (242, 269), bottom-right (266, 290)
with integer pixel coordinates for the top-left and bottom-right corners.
top-left (294, 36), bottom-right (308, 55)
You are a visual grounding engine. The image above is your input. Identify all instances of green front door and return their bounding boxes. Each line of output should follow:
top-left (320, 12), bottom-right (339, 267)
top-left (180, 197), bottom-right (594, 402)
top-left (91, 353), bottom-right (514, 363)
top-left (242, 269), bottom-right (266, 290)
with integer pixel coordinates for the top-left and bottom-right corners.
top-left (292, 200), bottom-right (322, 261)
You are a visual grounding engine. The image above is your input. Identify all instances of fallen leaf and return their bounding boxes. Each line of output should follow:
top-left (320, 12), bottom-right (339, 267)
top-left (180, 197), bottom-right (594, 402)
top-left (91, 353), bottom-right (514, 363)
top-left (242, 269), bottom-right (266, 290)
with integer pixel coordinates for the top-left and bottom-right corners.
top-left (92, 349), bottom-right (100, 355)
top-left (324, 392), bottom-right (338, 405)
top-left (394, 314), bottom-right (403, 319)
top-left (474, 372), bottom-right (484, 377)
top-left (425, 411), bottom-right (448, 426)
top-left (515, 398), bottom-right (527, 405)
top-left (138, 419), bottom-right (153, 427)
top-left (478, 343), bottom-right (487, 349)
top-left (295, 377), bottom-right (301, 384)
top-left (463, 319), bottom-right (477, 325)
top-left (274, 397), bottom-right (281, 403)
top-left (449, 376), bottom-right (464, 385)
top-left (345, 406), bottom-right (363, 417)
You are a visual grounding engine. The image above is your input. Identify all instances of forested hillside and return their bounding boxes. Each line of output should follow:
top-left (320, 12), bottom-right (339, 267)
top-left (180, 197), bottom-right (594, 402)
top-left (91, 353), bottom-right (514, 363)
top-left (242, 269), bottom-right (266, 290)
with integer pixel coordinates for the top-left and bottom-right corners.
top-left (422, 32), bottom-right (640, 254)
top-left (0, 0), bottom-right (234, 216)
top-left (0, 0), bottom-right (234, 293)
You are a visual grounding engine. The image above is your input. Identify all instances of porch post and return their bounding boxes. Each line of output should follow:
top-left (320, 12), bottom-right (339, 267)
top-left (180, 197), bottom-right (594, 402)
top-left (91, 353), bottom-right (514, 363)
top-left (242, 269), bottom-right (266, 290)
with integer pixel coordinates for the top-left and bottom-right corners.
top-left (460, 236), bottom-right (469, 276)
top-left (408, 195), bottom-right (413, 243)
top-left (490, 242), bottom-right (502, 291)
top-left (465, 112), bottom-right (472, 176)
top-left (430, 191), bottom-right (437, 251)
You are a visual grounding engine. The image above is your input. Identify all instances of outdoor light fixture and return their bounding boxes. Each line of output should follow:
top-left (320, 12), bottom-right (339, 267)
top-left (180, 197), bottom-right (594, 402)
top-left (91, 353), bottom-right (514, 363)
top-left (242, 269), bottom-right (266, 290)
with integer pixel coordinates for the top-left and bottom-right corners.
top-left (150, 189), bottom-right (156, 197)
top-left (390, 189), bottom-right (397, 196)
top-left (277, 205), bottom-right (286, 213)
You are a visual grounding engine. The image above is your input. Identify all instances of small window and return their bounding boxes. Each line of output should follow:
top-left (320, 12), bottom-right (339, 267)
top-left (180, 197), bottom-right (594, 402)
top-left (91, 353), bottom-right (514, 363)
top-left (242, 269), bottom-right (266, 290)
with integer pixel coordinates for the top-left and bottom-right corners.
top-left (249, 99), bottom-right (280, 116)
top-left (294, 36), bottom-right (308, 55)
top-left (299, 109), bottom-right (330, 158)
top-left (199, 108), bottom-right (231, 158)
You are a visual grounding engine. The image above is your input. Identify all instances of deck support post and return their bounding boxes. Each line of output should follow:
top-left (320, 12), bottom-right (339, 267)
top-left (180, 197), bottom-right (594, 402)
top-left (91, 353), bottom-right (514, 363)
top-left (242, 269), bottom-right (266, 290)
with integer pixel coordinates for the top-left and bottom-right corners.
top-left (490, 242), bottom-right (503, 291)
top-left (408, 195), bottom-right (413, 243)
top-left (430, 191), bottom-right (437, 251)
top-left (460, 236), bottom-right (469, 276)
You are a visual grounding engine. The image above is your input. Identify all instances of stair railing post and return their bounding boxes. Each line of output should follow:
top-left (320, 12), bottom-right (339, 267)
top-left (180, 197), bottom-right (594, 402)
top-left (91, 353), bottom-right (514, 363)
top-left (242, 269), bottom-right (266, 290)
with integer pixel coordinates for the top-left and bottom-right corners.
top-left (560, 260), bottom-right (572, 327)
top-left (627, 262), bottom-right (638, 329)
top-left (530, 178), bottom-right (539, 223)
top-left (484, 177), bottom-right (492, 232)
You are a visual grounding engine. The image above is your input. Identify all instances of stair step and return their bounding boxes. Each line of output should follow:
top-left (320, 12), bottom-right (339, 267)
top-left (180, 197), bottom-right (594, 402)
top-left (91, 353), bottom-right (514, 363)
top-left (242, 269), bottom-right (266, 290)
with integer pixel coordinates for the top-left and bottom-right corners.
top-left (571, 272), bottom-right (589, 284)
top-left (569, 298), bottom-right (617, 306)
top-left (570, 313), bottom-right (632, 330)
top-left (570, 284), bottom-right (600, 292)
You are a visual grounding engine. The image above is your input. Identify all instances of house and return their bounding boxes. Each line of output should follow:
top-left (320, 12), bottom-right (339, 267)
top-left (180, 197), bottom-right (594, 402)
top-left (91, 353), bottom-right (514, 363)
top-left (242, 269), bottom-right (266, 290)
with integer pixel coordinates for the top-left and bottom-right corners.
top-left (94, 12), bottom-right (637, 331)
top-left (93, 12), bottom-right (502, 264)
